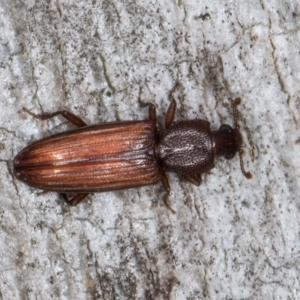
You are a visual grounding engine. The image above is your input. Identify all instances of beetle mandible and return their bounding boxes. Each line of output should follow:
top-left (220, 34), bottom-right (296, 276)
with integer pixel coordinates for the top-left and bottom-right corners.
top-left (13, 83), bottom-right (251, 211)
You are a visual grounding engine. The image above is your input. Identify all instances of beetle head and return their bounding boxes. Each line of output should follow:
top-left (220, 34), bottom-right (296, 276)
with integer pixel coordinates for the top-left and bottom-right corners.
top-left (214, 124), bottom-right (242, 160)
top-left (213, 124), bottom-right (242, 159)
top-left (213, 98), bottom-right (252, 179)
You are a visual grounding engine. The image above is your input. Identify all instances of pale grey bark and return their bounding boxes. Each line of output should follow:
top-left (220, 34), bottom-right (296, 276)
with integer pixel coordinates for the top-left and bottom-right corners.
top-left (1, 0), bottom-right (300, 299)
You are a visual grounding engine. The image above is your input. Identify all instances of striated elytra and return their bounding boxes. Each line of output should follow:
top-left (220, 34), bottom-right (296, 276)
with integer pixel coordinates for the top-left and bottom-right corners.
top-left (14, 83), bottom-right (251, 211)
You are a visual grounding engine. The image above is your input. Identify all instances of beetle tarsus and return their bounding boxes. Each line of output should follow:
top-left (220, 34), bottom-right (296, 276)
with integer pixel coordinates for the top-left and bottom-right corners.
top-left (62, 193), bottom-right (89, 206)
top-left (160, 172), bottom-right (176, 213)
top-left (137, 87), bottom-right (157, 124)
top-left (169, 81), bottom-right (181, 99)
top-left (23, 108), bottom-right (87, 127)
top-left (183, 174), bottom-right (202, 186)
top-left (137, 87), bottom-right (147, 108)
top-left (165, 82), bottom-right (180, 128)
top-left (163, 193), bottom-right (176, 214)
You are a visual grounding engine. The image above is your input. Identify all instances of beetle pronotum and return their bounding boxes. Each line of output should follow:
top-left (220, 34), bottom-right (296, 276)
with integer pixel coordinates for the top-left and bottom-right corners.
top-left (14, 83), bottom-right (251, 211)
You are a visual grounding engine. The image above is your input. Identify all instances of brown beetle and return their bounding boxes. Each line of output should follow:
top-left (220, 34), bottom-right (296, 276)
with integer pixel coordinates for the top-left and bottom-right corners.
top-left (14, 84), bottom-right (251, 211)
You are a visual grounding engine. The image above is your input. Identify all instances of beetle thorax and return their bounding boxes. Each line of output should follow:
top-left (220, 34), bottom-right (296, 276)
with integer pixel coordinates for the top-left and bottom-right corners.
top-left (157, 120), bottom-right (214, 174)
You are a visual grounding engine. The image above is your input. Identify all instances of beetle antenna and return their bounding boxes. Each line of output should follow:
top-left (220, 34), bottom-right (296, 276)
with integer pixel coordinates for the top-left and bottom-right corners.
top-left (238, 149), bottom-right (252, 179)
top-left (232, 98), bottom-right (252, 179)
top-left (232, 97), bottom-right (241, 130)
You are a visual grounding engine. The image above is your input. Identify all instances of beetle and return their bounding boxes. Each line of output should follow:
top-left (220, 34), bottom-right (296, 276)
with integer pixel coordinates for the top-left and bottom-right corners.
top-left (13, 83), bottom-right (251, 211)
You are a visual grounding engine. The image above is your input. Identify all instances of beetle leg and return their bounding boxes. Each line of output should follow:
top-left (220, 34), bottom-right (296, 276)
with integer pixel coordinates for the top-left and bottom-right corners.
top-left (182, 174), bottom-right (202, 186)
top-left (162, 194), bottom-right (176, 214)
top-left (61, 193), bottom-right (89, 206)
top-left (148, 104), bottom-right (157, 124)
top-left (165, 82), bottom-right (179, 128)
top-left (23, 108), bottom-right (87, 127)
top-left (165, 100), bottom-right (177, 129)
top-left (161, 173), bottom-right (176, 214)
top-left (161, 172), bottom-right (170, 193)
top-left (137, 87), bottom-right (157, 124)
